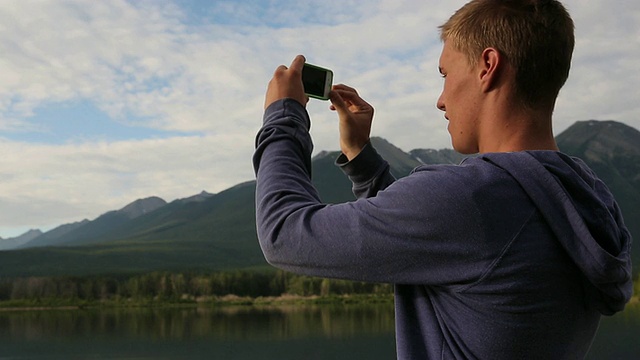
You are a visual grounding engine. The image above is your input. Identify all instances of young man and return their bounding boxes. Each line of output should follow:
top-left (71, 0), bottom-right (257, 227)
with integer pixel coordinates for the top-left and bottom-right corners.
top-left (253, 0), bottom-right (632, 358)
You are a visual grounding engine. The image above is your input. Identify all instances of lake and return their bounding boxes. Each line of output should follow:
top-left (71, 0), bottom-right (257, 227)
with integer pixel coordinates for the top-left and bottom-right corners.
top-left (0, 302), bottom-right (637, 359)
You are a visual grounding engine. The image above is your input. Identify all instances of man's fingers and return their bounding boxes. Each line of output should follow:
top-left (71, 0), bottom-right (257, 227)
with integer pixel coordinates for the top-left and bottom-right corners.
top-left (290, 55), bottom-right (306, 73)
top-left (332, 84), bottom-right (358, 94)
top-left (333, 89), bottom-right (358, 102)
top-left (264, 55), bottom-right (308, 109)
top-left (329, 90), bottom-right (348, 112)
top-left (332, 89), bottom-right (371, 109)
top-left (273, 64), bottom-right (287, 76)
top-left (273, 55), bottom-right (305, 77)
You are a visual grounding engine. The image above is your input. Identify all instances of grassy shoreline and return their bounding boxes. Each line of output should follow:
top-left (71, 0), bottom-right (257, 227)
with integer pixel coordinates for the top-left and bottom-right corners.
top-left (2, 294), bottom-right (638, 312)
top-left (0, 293), bottom-right (395, 311)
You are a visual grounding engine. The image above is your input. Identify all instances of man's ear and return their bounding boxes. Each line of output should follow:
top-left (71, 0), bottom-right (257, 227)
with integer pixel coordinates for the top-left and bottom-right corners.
top-left (478, 47), bottom-right (502, 93)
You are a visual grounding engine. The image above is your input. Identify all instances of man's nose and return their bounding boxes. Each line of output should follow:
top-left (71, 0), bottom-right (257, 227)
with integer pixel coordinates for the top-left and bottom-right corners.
top-left (436, 96), bottom-right (445, 112)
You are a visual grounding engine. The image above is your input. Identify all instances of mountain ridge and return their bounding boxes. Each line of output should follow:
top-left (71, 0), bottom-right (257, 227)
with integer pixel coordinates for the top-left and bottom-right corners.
top-left (118, 197), bottom-right (167, 220)
top-left (0, 229), bottom-right (42, 251)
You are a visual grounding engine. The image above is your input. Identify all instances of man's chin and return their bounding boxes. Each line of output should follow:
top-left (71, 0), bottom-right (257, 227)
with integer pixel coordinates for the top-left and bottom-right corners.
top-left (451, 140), bottom-right (479, 155)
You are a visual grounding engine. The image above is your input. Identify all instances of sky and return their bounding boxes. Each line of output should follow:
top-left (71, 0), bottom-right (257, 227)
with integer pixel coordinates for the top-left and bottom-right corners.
top-left (1, 0), bottom-right (639, 238)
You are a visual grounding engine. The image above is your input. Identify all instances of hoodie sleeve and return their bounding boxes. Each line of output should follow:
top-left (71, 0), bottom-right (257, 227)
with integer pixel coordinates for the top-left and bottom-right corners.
top-left (334, 143), bottom-right (396, 199)
top-left (253, 99), bottom-right (501, 284)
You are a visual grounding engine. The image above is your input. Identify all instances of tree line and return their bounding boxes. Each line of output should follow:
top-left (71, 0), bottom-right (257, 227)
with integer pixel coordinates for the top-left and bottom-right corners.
top-left (1, 271), bottom-right (637, 305)
top-left (0, 270), bottom-right (393, 303)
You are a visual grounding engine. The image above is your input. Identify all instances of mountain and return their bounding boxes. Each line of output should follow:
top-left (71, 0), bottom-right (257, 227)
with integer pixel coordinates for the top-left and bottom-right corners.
top-left (0, 229), bottom-right (43, 251)
top-left (556, 120), bottom-right (640, 195)
top-left (410, 148), bottom-right (467, 165)
top-left (371, 138), bottom-right (423, 177)
top-left (177, 191), bottom-right (215, 204)
top-left (118, 196), bottom-right (167, 219)
top-left (16, 221), bottom-right (89, 249)
top-left (0, 182), bottom-right (265, 276)
top-left (19, 197), bottom-right (168, 249)
top-left (0, 120), bottom-right (637, 277)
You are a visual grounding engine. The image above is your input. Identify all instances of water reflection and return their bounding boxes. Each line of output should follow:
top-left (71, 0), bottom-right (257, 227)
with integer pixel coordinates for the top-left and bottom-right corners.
top-left (0, 304), bottom-right (394, 340)
top-left (0, 303), bottom-right (638, 359)
top-left (0, 304), bottom-right (397, 359)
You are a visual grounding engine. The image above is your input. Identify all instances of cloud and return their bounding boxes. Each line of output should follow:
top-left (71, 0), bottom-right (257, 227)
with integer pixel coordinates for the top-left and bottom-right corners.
top-left (553, 1), bottom-right (640, 130)
top-left (0, 134), bottom-right (253, 229)
top-left (0, 0), bottom-right (638, 237)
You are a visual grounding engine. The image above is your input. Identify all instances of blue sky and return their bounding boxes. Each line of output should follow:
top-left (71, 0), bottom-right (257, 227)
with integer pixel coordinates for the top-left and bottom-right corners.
top-left (1, 0), bottom-right (639, 238)
top-left (9, 100), bottom-right (194, 144)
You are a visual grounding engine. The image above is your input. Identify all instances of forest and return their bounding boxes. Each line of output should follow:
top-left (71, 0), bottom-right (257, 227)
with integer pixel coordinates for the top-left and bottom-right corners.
top-left (1, 270), bottom-right (637, 308)
top-left (0, 270), bottom-right (394, 306)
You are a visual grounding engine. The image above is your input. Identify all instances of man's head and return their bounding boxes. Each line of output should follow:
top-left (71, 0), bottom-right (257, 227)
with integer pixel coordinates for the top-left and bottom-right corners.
top-left (439, 0), bottom-right (575, 110)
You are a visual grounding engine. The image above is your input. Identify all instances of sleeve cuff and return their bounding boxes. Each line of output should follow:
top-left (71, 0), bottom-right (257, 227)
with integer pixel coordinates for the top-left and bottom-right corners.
top-left (336, 142), bottom-right (387, 184)
top-left (263, 98), bottom-right (311, 130)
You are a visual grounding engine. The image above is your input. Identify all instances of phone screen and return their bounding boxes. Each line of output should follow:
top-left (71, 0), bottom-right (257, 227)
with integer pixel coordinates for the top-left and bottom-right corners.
top-left (302, 64), bottom-right (333, 100)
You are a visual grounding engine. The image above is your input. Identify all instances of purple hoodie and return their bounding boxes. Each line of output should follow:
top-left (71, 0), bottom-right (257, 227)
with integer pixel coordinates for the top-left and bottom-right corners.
top-left (253, 99), bottom-right (633, 359)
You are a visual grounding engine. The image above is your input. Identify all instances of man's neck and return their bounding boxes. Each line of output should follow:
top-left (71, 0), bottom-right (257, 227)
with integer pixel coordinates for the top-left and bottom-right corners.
top-left (477, 101), bottom-right (558, 154)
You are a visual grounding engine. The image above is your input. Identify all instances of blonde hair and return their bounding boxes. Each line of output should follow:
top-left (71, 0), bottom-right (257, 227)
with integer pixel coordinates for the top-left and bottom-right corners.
top-left (440, 0), bottom-right (574, 109)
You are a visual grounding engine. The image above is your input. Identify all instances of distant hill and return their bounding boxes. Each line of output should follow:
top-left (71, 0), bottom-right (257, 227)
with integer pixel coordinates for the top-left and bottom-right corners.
top-left (16, 221), bottom-right (89, 249)
top-left (0, 229), bottom-right (42, 251)
top-left (118, 196), bottom-right (167, 220)
top-left (19, 197), bottom-right (167, 249)
top-left (0, 183), bottom-right (263, 276)
top-left (409, 148), bottom-right (467, 165)
top-left (0, 120), bottom-right (637, 277)
top-left (177, 191), bottom-right (215, 204)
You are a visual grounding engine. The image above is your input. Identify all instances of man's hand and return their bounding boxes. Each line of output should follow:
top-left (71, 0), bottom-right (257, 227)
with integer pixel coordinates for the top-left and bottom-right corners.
top-left (264, 55), bottom-right (309, 109)
top-left (329, 84), bottom-right (374, 161)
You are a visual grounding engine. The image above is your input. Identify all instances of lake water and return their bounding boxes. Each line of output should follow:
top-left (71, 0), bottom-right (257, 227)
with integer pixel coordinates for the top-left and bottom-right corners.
top-left (0, 302), bottom-right (637, 359)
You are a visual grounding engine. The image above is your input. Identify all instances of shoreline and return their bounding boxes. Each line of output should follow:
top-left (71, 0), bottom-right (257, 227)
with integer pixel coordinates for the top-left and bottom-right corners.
top-left (0, 293), bottom-right (395, 312)
top-left (1, 294), bottom-right (637, 312)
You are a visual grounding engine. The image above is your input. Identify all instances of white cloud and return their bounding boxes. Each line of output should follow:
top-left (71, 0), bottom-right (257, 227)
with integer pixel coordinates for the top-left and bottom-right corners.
top-left (553, 0), bottom-right (640, 133)
top-left (0, 134), bottom-right (254, 230)
top-left (0, 0), bottom-right (638, 237)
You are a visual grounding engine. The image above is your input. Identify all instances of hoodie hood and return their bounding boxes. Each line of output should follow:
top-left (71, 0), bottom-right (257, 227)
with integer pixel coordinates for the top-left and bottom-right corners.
top-left (484, 151), bottom-right (633, 315)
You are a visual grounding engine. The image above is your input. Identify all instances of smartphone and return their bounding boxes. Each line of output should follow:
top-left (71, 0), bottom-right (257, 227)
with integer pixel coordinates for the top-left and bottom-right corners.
top-left (302, 63), bottom-right (333, 100)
